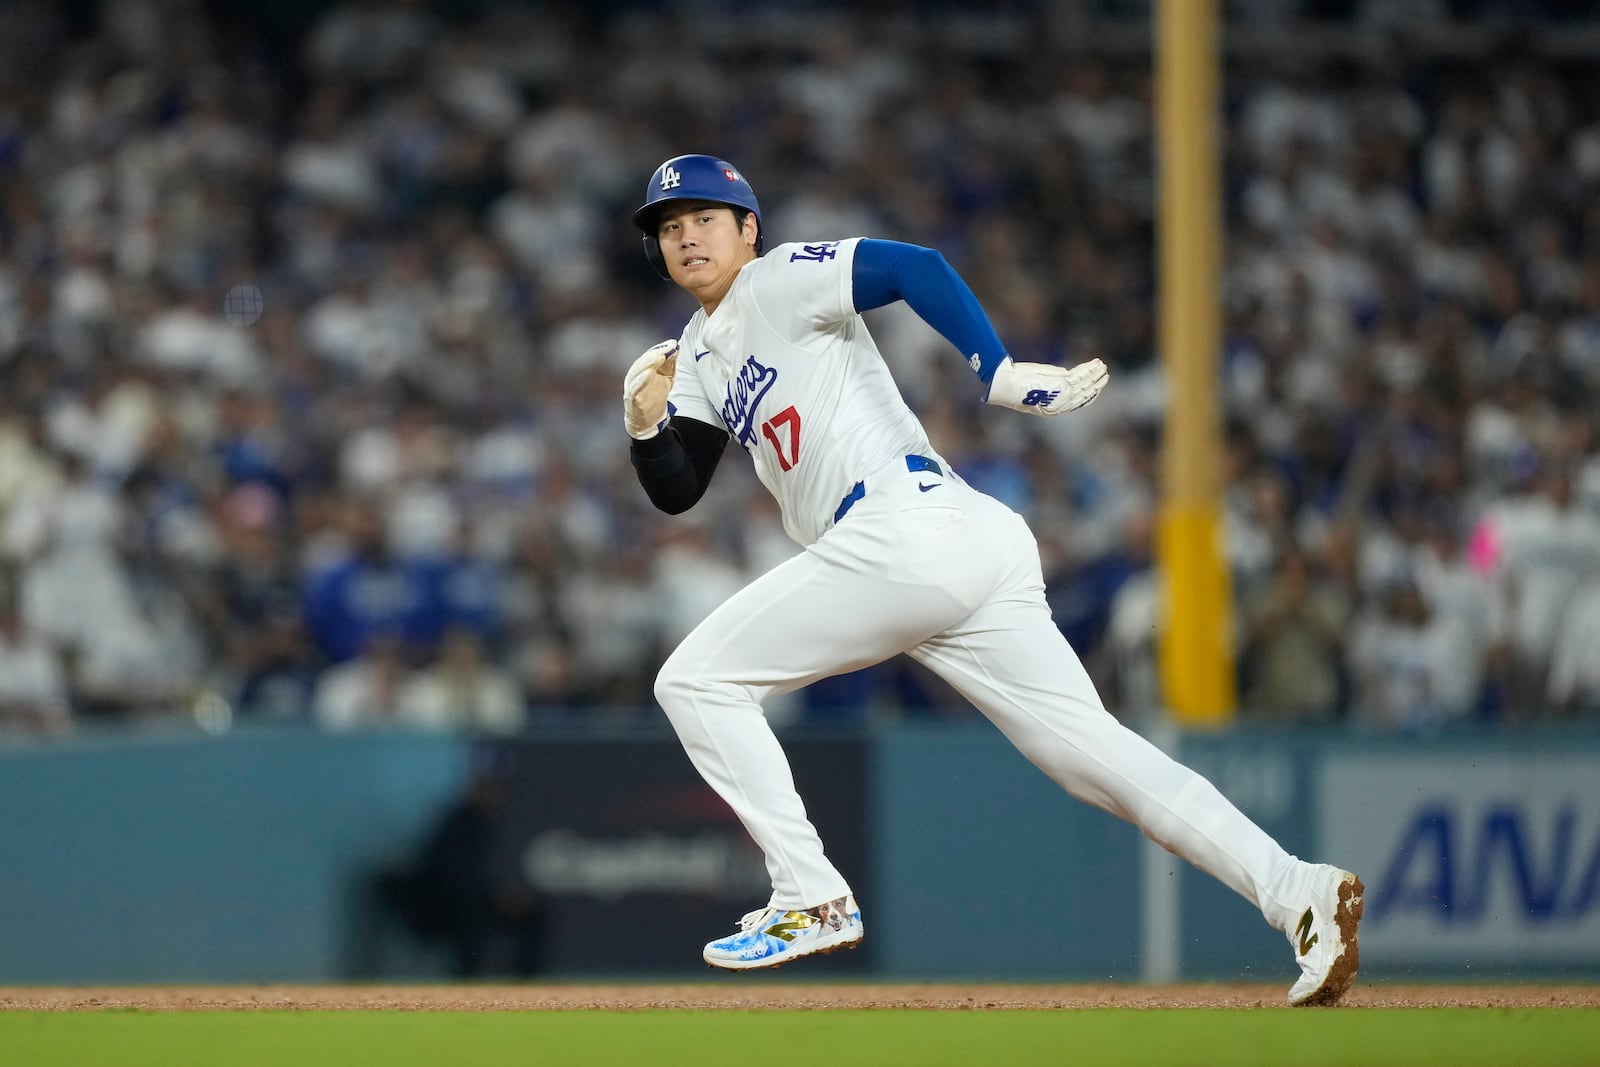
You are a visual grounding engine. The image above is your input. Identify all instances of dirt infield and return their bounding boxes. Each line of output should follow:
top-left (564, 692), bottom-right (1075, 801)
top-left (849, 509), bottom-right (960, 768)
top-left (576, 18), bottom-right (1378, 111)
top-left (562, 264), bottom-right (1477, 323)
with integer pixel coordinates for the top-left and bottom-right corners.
top-left (2, 983), bottom-right (1596, 1011)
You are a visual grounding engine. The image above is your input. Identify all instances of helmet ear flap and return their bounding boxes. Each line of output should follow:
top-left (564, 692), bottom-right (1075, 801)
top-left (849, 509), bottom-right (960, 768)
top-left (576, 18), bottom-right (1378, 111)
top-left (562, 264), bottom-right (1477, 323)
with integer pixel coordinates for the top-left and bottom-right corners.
top-left (642, 235), bottom-right (671, 280)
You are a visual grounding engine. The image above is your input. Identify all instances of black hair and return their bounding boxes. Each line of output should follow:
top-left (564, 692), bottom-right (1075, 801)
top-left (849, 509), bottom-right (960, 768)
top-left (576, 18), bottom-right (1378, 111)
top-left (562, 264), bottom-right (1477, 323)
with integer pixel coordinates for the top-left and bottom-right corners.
top-left (648, 201), bottom-right (756, 241)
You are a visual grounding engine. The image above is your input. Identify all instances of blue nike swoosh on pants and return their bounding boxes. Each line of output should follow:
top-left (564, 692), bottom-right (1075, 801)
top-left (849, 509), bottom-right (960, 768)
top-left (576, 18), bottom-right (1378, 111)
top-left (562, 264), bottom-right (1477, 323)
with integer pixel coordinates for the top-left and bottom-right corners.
top-left (836, 455), bottom-right (945, 523)
top-left (918, 482), bottom-right (940, 492)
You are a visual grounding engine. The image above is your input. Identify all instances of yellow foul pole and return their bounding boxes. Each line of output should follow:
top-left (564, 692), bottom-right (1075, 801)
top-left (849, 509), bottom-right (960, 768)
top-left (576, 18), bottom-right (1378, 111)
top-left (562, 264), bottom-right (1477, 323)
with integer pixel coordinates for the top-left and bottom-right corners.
top-left (1156, 0), bottom-right (1236, 725)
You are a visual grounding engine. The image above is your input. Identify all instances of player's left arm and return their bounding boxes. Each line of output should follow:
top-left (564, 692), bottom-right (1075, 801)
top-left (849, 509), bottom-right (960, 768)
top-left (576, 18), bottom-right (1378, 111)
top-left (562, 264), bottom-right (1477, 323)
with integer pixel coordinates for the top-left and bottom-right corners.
top-left (850, 238), bottom-right (1108, 416)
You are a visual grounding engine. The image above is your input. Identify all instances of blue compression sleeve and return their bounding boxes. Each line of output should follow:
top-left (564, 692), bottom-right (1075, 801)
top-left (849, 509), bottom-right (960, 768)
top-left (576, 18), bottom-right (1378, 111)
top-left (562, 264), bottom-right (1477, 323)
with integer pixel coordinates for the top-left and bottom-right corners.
top-left (851, 238), bottom-right (1009, 383)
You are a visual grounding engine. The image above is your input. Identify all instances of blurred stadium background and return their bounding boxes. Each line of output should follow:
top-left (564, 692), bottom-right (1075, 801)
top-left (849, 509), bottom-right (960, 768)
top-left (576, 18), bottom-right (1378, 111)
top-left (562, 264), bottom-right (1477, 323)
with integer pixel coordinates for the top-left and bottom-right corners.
top-left (1, 0), bottom-right (1598, 986)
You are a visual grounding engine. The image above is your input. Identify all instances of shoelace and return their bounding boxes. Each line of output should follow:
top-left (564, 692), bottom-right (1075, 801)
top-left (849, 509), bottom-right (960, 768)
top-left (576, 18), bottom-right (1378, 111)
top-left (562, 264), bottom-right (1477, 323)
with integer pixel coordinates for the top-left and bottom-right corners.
top-left (737, 907), bottom-right (783, 932)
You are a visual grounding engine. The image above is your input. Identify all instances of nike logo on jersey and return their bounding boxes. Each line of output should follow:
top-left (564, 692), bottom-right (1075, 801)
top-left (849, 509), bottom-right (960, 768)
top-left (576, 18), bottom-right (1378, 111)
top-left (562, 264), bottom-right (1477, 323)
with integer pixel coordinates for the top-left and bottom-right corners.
top-left (694, 350), bottom-right (710, 362)
top-left (719, 354), bottom-right (778, 446)
top-left (918, 482), bottom-right (940, 492)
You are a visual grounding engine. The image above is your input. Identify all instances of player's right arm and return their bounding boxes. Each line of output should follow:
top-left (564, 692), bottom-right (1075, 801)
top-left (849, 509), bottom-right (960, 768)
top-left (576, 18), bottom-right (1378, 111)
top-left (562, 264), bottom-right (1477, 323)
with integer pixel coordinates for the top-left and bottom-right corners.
top-left (630, 417), bottom-right (730, 514)
top-left (624, 339), bottom-right (731, 514)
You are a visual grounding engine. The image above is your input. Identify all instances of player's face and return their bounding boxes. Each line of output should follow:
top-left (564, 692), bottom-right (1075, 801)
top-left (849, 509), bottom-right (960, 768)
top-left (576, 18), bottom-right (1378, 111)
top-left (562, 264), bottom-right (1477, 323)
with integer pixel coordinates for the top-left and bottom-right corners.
top-left (656, 204), bottom-right (759, 311)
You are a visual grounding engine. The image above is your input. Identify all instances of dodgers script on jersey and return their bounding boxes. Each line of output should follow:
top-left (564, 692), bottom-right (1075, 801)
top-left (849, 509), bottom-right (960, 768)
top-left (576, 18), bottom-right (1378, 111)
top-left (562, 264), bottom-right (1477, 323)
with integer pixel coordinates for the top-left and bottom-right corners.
top-left (665, 238), bottom-right (943, 546)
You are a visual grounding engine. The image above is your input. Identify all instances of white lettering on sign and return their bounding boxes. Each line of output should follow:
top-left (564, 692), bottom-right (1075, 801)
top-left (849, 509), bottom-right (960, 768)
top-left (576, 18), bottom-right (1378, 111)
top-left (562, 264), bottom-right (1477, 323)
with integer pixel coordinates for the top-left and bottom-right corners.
top-left (522, 831), bottom-right (769, 899)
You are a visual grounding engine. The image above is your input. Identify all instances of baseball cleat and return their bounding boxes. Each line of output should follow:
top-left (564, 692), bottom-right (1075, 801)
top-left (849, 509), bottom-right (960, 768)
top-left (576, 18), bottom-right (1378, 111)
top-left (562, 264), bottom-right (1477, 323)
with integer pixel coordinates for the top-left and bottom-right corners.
top-left (1287, 866), bottom-right (1364, 1007)
top-left (703, 895), bottom-right (862, 970)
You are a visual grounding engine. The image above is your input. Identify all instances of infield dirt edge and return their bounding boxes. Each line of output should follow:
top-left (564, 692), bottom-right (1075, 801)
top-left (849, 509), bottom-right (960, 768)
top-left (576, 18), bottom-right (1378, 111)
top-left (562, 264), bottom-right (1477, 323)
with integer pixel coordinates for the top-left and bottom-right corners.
top-left (2, 983), bottom-right (1596, 1011)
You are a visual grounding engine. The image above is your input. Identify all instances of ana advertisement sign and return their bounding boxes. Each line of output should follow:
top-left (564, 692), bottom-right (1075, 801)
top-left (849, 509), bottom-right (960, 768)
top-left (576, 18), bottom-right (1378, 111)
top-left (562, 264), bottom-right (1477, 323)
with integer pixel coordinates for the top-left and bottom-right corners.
top-left (1320, 750), bottom-right (1600, 965)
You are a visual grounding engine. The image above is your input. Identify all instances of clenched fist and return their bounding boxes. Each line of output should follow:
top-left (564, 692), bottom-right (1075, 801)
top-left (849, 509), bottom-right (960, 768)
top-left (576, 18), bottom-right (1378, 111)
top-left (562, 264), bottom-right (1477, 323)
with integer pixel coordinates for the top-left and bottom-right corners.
top-left (984, 356), bottom-right (1109, 417)
top-left (624, 340), bottom-right (680, 439)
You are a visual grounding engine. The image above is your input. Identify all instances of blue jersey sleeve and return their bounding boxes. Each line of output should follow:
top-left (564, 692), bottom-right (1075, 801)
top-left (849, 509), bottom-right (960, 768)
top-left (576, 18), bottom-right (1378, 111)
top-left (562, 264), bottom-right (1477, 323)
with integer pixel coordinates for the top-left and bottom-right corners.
top-left (851, 238), bottom-right (1009, 384)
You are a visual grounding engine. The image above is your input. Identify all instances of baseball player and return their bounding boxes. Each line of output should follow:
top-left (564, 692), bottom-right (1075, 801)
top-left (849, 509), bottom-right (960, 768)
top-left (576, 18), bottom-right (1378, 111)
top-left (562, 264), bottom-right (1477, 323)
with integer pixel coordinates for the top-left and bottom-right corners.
top-left (623, 154), bottom-right (1363, 1006)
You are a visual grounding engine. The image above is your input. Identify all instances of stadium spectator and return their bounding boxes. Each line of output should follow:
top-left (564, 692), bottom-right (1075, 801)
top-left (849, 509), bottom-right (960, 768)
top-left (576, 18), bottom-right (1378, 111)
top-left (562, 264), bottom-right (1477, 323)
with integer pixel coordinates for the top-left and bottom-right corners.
top-left (301, 499), bottom-right (436, 664)
top-left (1238, 547), bottom-right (1352, 723)
top-left (1346, 577), bottom-right (1479, 733)
top-left (311, 632), bottom-right (413, 732)
top-left (1472, 461), bottom-right (1600, 715)
top-left (1546, 569), bottom-right (1600, 717)
top-left (0, 573), bottom-right (71, 736)
top-left (233, 605), bottom-right (323, 723)
top-left (397, 626), bottom-right (525, 735)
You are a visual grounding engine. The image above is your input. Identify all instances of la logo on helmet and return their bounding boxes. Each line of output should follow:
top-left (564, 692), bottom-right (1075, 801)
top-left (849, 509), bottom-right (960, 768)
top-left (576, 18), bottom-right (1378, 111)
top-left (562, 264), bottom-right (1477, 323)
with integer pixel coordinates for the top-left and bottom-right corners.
top-left (660, 165), bottom-right (681, 190)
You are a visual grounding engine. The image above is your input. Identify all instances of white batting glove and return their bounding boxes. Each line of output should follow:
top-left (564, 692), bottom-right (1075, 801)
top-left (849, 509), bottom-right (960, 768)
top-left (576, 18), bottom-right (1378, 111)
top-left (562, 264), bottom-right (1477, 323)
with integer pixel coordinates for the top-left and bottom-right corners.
top-left (984, 356), bottom-right (1109, 416)
top-left (623, 340), bottom-right (680, 440)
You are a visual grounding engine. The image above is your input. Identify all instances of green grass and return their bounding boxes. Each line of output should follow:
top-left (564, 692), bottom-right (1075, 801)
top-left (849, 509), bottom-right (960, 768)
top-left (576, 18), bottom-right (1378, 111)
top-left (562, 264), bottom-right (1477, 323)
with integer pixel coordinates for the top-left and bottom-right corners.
top-left (2, 1009), bottom-right (1596, 1067)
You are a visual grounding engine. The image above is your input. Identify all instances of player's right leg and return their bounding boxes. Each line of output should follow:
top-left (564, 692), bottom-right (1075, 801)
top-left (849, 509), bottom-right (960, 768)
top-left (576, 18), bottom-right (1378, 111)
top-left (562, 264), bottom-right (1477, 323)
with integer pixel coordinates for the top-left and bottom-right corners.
top-left (653, 493), bottom-right (984, 968)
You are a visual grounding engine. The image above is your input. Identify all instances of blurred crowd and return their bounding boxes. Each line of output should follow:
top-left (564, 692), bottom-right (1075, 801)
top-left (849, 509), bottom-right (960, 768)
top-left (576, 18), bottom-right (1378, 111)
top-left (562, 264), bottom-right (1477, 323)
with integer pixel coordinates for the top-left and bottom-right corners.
top-left (2, 0), bottom-right (1600, 740)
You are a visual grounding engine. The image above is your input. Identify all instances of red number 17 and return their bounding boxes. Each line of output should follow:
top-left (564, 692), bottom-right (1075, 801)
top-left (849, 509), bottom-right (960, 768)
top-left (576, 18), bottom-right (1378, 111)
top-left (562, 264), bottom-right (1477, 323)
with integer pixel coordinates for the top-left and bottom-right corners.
top-left (760, 405), bottom-right (801, 471)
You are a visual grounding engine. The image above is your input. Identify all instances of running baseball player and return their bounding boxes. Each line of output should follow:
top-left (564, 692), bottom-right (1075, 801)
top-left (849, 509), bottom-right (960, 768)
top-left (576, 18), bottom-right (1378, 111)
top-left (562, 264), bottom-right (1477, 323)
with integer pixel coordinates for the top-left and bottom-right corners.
top-left (623, 154), bottom-right (1363, 1006)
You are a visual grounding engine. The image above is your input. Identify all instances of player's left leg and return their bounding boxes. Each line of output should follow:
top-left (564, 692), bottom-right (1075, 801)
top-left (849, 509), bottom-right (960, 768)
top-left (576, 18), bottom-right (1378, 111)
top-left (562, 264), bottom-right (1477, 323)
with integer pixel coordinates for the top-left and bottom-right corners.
top-left (906, 498), bottom-right (1361, 1005)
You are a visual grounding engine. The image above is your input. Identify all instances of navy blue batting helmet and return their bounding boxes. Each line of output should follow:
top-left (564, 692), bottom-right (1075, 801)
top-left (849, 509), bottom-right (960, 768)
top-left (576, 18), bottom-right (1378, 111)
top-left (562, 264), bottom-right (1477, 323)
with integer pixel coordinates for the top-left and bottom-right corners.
top-left (632, 155), bottom-right (763, 279)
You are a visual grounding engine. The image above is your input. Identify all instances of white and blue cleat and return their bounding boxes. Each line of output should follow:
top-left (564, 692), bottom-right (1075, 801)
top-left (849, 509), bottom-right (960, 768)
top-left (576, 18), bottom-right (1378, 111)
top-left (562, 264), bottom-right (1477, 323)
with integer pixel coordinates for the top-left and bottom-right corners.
top-left (703, 895), bottom-right (863, 970)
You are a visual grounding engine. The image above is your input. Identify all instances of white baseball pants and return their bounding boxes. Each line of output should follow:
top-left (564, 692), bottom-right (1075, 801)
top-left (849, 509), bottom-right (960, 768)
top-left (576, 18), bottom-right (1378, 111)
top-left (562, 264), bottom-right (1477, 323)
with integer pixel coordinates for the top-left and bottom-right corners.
top-left (654, 460), bottom-right (1308, 933)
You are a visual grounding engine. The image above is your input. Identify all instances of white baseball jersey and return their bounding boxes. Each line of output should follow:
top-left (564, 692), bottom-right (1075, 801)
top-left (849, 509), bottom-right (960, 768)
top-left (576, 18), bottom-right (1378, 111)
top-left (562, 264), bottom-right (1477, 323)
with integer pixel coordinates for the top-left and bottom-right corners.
top-left (665, 238), bottom-right (941, 546)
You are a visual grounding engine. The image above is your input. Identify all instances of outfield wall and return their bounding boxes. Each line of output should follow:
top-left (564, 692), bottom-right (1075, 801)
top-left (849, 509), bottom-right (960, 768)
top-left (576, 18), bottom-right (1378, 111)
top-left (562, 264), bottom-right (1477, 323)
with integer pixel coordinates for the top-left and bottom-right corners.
top-left (0, 722), bottom-right (1596, 983)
